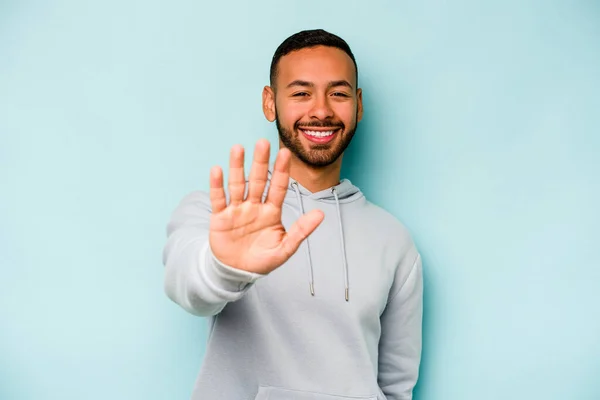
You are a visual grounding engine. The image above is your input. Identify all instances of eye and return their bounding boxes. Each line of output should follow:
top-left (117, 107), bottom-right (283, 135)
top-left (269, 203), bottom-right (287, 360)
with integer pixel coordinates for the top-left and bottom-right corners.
top-left (332, 92), bottom-right (350, 97)
top-left (292, 92), bottom-right (309, 97)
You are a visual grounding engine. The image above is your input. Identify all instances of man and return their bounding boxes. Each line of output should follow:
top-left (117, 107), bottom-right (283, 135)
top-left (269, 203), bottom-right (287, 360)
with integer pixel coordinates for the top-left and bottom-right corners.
top-left (163, 29), bottom-right (423, 400)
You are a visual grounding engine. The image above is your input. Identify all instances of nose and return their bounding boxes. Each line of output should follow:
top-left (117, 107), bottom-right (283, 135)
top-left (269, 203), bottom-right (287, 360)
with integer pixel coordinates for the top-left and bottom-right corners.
top-left (308, 94), bottom-right (334, 120)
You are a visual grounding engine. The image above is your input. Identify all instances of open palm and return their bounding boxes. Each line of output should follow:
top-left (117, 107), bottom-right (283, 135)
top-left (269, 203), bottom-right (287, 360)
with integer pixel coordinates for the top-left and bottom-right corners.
top-left (208, 139), bottom-right (324, 275)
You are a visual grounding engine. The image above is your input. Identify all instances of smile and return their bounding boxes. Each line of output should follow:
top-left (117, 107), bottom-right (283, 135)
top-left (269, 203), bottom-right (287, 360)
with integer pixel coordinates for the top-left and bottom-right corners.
top-left (303, 130), bottom-right (335, 138)
top-left (298, 127), bottom-right (341, 144)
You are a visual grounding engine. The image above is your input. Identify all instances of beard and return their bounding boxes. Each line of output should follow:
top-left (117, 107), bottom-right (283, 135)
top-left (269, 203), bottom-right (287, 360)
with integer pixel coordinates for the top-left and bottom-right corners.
top-left (276, 112), bottom-right (358, 168)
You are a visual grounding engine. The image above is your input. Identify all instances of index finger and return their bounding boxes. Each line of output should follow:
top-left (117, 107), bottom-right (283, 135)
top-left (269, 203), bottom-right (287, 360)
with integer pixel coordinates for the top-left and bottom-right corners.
top-left (265, 148), bottom-right (291, 208)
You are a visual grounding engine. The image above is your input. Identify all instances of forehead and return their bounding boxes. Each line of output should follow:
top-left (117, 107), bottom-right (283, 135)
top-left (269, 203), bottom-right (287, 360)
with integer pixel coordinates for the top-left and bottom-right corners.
top-left (276, 46), bottom-right (357, 87)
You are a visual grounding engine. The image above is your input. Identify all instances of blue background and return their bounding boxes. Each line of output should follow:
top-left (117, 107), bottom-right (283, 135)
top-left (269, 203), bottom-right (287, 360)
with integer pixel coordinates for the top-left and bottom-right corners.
top-left (1, 1), bottom-right (599, 399)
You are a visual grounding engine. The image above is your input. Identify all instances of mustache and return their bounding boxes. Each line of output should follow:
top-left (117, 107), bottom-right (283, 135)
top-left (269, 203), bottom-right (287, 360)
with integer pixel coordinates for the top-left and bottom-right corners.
top-left (295, 121), bottom-right (344, 129)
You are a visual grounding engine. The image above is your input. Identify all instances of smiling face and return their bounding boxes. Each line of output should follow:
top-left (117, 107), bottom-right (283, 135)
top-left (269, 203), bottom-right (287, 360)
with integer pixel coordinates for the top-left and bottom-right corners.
top-left (263, 45), bottom-right (363, 168)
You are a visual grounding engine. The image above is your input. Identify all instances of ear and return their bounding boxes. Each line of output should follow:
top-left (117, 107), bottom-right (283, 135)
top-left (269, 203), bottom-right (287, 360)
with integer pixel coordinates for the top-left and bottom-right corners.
top-left (262, 86), bottom-right (276, 122)
top-left (356, 88), bottom-right (364, 123)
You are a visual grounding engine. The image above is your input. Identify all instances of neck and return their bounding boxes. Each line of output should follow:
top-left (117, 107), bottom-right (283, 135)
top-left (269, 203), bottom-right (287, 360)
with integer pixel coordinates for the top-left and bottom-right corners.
top-left (284, 148), bottom-right (343, 193)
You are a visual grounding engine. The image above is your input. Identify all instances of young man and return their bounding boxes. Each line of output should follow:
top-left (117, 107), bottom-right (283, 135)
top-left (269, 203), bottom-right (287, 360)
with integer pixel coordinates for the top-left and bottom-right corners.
top-left (163, 29), bottom-right (423, 400)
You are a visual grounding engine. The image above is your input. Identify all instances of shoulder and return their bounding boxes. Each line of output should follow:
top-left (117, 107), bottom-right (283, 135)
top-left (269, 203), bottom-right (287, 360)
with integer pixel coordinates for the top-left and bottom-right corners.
top-left (173, 190), bottom-right (212, 214)
top-left (356, 198), bottom-right (416, 251)
top-left (354, 199), bottom-right (420, 284)
top-left (360, 201), bottom-right (422, 298)
top-left (166, 190), bottom-right (212, 234)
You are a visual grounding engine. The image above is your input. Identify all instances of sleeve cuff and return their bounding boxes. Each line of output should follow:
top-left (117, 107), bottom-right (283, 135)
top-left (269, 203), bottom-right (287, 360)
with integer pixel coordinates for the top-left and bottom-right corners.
top-left (200, 241), bottom-right (264, 292)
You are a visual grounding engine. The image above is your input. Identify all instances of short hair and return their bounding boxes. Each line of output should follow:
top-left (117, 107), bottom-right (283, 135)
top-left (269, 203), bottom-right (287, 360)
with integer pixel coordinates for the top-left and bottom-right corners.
top-left (269, 29), bottom-right (358, 88)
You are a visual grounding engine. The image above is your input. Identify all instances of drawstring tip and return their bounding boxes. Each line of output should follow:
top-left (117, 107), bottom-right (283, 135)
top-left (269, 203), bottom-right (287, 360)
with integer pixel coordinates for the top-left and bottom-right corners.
top-left (310, 282), bottom-right (315, 296)
top-left (345, 288), bottom-right (349, 302)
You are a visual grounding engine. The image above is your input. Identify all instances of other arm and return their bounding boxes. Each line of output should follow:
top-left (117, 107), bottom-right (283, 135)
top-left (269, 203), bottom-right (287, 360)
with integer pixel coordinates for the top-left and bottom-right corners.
top-left (378, 247), bottom-right (424, 400)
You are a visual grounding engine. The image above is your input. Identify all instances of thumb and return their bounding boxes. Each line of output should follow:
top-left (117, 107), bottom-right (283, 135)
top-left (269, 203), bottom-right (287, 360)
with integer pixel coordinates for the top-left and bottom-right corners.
top-left (279, 209), bottom-right (324, 258)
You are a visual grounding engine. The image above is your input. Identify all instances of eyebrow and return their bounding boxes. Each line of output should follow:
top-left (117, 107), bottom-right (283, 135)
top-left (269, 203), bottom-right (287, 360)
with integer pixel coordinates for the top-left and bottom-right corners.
top-left (286, 80), bottom-right (354, 90)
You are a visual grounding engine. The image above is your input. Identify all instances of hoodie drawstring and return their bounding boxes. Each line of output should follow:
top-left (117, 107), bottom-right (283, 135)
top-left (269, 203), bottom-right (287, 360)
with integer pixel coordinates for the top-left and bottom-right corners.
top-left (292, 182), bottom-right (315, 297)
top-left (332, 188), bottom-right (350, 302)
top-left (291, 181), bottom-right (350, 302)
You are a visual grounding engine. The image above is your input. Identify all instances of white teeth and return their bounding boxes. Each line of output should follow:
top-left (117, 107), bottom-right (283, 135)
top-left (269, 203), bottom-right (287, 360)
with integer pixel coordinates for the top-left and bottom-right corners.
top-left (303, 130), bottom-right (335, 137)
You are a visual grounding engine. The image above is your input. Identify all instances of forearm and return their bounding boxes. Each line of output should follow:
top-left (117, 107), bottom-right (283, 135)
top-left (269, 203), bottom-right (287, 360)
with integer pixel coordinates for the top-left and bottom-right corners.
top-left (163, 227), bottom-right (263, 317)
top-left (379, 253), bottom-right (423, 399)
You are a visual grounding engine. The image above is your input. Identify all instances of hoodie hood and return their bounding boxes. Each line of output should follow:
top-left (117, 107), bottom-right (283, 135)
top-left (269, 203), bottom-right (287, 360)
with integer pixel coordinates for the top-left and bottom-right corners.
top-left (265, 168), bottom-right (363, 301)
top-left (265, 169), bottom-right (362, 202)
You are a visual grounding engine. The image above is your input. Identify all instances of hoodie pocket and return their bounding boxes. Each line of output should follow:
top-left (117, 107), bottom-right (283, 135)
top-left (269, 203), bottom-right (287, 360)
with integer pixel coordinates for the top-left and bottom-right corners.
top-left (254, 386), bottom-right (377, 400)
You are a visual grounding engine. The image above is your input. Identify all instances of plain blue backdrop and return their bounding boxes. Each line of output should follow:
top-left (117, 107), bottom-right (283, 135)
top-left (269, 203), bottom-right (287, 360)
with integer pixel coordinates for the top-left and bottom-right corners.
top-left (1, 1), bottom-right (599, 399)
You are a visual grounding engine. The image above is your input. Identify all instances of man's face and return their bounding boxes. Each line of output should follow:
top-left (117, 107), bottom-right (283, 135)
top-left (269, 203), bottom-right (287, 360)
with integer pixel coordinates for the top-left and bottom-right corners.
top-left (264, 45), bottom-right (363, 168)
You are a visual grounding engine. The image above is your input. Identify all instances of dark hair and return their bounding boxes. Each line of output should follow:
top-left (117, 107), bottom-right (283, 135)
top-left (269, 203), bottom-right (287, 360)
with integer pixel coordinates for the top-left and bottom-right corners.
top-left (269, 29), bottom-right (358, 88)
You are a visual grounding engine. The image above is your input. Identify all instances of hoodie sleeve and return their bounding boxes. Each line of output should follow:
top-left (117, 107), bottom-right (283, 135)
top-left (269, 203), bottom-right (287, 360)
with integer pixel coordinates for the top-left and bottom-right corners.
top-left (162, 191), bottom-right (264, 317)
top-left (378, 247), bottom-right (424, 400)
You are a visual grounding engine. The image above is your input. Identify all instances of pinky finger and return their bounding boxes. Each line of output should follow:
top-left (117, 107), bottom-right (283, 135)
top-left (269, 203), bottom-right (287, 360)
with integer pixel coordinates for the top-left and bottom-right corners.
top-left (209, 166), bottom-right (227, 213)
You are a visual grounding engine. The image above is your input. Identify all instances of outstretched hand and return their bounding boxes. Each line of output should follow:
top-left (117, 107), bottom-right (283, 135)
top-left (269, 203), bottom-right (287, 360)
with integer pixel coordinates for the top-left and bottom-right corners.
top-left (208, 139), bottom-right (324, 274)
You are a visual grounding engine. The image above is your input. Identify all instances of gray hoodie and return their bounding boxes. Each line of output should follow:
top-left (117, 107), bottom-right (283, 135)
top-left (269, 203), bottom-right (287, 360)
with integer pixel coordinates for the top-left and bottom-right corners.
top-left (163, 172), bottom-right (423, 400)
